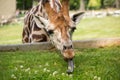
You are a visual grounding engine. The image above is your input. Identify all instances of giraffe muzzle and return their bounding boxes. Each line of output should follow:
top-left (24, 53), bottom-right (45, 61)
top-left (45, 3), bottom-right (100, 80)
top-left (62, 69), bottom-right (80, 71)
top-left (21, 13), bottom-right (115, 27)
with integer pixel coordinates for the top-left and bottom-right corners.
top-left (63, 45), bottom-right (73, 50)
top-left (62, 45), bottom-right (75, 60)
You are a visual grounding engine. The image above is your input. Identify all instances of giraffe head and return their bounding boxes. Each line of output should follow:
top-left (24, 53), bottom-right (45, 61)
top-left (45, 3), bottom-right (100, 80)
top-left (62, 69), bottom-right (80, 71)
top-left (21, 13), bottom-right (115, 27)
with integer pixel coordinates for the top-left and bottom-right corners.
top-left (34, 0), bottom-right (84, 60)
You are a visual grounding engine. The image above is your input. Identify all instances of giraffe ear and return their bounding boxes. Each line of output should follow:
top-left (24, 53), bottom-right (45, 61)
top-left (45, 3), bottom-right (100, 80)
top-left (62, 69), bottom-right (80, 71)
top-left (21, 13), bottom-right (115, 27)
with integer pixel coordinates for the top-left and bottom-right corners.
top-left (71, 12), bottom-right (84, 24)
top-left (33, 15), bottom-right (49, 28)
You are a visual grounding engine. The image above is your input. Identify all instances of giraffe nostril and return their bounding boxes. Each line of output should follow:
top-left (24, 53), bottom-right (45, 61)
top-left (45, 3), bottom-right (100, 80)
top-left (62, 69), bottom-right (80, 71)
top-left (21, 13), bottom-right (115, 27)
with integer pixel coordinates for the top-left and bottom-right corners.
top-left (63, 45), bottom-right (67, 50)
top-left (63, 45), bottom-right (73, 50)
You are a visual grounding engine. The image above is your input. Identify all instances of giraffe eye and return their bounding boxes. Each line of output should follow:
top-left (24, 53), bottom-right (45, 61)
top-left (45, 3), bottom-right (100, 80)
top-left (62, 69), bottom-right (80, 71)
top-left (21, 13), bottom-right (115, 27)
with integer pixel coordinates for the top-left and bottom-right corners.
top-left (48, 30), bottom-right (54, 35)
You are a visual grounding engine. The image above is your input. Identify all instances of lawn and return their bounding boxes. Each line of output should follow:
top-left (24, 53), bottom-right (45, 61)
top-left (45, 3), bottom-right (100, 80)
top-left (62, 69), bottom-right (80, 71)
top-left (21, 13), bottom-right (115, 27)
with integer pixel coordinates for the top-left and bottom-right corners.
top-left (0, 46), bottom-right (120, 80)
top-left (0, 16), bottom-right (120, 44)
top-left (73, 16), bottom-right (120, 40)
top-left (0, 23), bottom-right (23, 44)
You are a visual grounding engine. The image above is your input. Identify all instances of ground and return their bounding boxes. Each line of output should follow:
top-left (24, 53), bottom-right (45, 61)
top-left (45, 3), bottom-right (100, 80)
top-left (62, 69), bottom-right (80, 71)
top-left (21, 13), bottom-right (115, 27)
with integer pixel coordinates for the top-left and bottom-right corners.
top-left (0, 16), bottom-right (120, 80)
top-left (0, 46), bottom-right (120, 80)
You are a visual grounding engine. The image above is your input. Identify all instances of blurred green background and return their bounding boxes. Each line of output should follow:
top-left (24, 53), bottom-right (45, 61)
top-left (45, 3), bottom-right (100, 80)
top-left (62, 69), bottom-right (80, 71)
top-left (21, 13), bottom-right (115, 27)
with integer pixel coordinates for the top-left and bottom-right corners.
top-left (17, 0), bottom-right (120, 10)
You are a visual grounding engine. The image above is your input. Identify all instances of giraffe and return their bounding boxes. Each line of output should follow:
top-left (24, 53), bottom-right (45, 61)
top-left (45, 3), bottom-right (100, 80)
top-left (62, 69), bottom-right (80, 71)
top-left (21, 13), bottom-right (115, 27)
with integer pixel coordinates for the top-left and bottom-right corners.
top-left (22, 0), bottom-right (84, 73)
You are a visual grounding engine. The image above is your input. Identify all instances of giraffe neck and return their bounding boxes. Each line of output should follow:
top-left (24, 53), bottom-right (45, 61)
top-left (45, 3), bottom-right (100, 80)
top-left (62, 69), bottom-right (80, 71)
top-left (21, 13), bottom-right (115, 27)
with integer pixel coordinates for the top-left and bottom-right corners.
top-left (22, 0), bottom-right (48, 43)
top-left (22, 0), bottom-right (62, 43)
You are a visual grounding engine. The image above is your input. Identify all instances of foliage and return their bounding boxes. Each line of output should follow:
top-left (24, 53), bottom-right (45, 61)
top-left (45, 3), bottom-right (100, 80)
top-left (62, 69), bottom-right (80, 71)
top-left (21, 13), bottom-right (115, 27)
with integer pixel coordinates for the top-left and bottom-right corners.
top-left (17, 0), bottom-right (33, 10)
top-left (0, 46), bottom-right (120, 80)
top-left (103, 0), bottom-right (115, 8)
top-left (88, 0), bottom-right (101, 10)
top-left (16, 0), bottom-right (119, 10)
top-left (84, 0), bottom-right (90, 9)
top-left (69, 0), bottom-right (80, 10)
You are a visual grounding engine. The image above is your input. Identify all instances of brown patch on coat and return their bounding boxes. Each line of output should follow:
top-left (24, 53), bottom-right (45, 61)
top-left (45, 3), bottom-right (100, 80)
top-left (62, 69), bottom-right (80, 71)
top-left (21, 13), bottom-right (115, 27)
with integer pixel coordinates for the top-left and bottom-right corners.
top-left (32, 34), bottom-right (47, 42)
top-left (33, 23), bottom-right (41, 31)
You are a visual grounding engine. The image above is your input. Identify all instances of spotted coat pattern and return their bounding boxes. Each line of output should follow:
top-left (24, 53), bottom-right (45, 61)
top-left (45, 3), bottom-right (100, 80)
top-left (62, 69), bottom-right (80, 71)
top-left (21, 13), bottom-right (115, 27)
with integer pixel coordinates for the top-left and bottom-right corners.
top-left (22, 1), bottom-right (51, 43)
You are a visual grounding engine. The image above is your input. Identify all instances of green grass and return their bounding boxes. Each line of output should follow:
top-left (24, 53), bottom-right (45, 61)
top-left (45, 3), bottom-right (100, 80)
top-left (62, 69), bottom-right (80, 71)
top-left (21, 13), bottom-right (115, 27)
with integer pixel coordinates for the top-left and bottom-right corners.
top-left (0, 16), bottom-right (120, 44)
top-left (0, 23), bottom-right (23, 44)
top-left (0, 46), bottom-right (120, 80)
top-left (0, 16), bottom-right (120, 80)
top-left (73, 16), bottom-right (120, 40)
